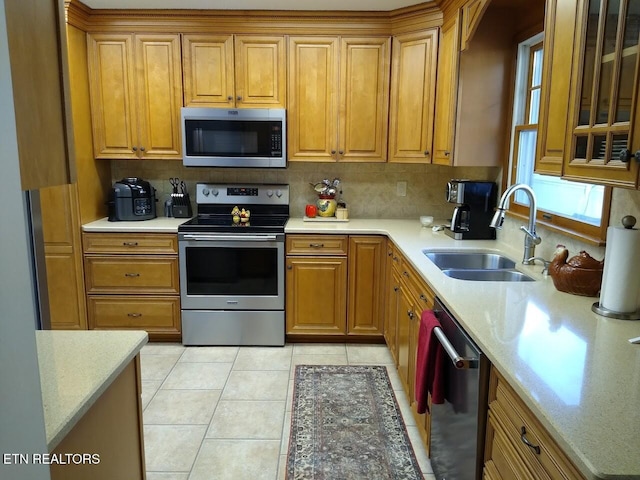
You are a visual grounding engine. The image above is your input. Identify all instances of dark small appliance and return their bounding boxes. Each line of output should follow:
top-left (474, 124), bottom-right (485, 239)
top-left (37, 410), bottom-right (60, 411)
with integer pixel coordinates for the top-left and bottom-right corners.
top-left (108, 177), bottom-right (157, 221)
top-left (445, 180), bottom-right (497, 240)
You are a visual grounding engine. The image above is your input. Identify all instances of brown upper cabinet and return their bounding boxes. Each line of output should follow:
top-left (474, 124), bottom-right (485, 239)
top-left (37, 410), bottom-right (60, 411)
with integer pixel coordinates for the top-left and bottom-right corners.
top-left (563, 0), bottom-right (640, 189)
top-left (182, 35), bottom-right (286, 109)
top-left (87, 33), bottom-right (183, 160)
top-left (388, 29), bottom-right (439, 163)
top-left (535, 0), bottom-right (579, 176)
top-left (288, 36), bottom-right (391, 162)
top-left (5, 0), bottom-right (75, 189)
top-left (433, 0), bottom-right (534, 167)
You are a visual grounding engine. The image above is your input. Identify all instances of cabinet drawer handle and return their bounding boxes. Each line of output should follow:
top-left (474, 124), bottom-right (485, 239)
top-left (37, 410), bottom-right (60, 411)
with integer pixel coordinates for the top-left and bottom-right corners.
top-left (520, 426), bottom-right (541, 455)
top-left (309, 243), bottom-right (324, 248)
top-left (123, 242), bottom-right (139, 247)
top-left (124, 273), bottom-right (140, 277)
top-left (127, 313), bottom-right (142, 317)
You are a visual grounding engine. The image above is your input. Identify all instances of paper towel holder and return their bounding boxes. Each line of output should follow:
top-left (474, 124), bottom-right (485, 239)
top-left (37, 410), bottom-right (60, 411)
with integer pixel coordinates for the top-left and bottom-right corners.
top-left (592, 215), bottom-right (640, 320)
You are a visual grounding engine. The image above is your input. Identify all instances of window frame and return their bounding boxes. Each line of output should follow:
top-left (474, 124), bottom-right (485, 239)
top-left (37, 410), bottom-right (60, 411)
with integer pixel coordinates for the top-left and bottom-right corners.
top-left (507, 35), bottom-right (612, 246)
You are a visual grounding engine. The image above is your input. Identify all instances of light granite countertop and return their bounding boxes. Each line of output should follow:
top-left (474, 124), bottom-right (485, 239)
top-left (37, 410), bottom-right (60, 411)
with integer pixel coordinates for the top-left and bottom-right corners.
top-left (79, 216), bottom-right (640, 478)
top-left (36, 330), bottom-right (148, 450)
top-left (82, 216), bottom-right (189, 233)
top-left (286, 218), bottom-right (640, 480)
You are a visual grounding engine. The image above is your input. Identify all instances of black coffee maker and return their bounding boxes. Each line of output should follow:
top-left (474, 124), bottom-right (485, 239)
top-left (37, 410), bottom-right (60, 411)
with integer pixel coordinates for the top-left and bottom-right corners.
top-left (445, 180), bottom-right (497, 240)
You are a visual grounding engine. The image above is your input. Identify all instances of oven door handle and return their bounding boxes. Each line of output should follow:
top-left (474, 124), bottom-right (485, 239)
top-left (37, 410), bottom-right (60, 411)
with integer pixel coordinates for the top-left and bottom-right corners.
top-left (182, 234), bottom-right (279, 242)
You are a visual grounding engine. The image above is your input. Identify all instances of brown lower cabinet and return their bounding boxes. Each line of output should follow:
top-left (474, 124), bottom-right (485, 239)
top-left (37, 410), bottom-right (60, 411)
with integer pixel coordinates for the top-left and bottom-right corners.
top-left (50, 356), bottom-right (145, 480)
top-left (386, 242), bottom-right (435, 454)
top-left (285, 234), bottom-right (386, 339)
top-left (484, 366), bottom-right (586, 480)
top-left (82, 232), bottom-right (181, 341)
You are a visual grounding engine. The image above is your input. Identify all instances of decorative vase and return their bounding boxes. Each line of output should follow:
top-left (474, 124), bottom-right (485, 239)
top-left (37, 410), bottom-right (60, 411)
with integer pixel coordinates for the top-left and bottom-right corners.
top-left (316, 195), bottom-right (337, 217)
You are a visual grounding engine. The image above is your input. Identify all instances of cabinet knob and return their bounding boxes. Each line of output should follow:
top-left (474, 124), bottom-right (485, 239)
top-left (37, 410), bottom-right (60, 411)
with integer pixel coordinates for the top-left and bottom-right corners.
top-left (393, 286), bottom-right (399, 292)
top-left (132, 146), bottom-right (137, 151)
top-left (140, 146), bottom-right (145, 152)
top-left (621, 149), bottom-right (640, 162)
top-left (444, 151), bottom-right (450, 156)
top-left (424, 150), bottom-right (430, 156)
top-left (237, 96), bottom-right (242, 101)
top-left (338, 150), bottom-right (344, 155)
top-left (407, 310), bottom-right (414, 319)
top-left (287, 264), bottom-right (292, 270)
top-left (331, 150), bottom-right (336, 155)
top-left (227, 96), bottom-right (233, 101)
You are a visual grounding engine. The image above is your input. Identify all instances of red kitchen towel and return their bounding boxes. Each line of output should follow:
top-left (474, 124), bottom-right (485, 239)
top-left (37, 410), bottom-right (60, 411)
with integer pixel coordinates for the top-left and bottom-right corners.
top-left (415, 309), bottom-right (445, 414)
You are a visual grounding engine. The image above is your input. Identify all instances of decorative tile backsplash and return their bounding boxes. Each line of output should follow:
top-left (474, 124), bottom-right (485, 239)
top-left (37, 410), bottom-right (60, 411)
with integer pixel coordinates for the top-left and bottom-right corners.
top-left (111, 160), bottom-right (501, 220)
top-left (112, 159), bottom-right (640, 262)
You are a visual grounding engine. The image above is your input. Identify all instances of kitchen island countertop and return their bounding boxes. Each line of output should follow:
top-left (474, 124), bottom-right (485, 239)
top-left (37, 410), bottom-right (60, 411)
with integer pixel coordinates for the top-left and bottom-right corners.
top-left (36, 330), bottom-right (148, 450)
top-left (286, 217), bottom-right (640, 480)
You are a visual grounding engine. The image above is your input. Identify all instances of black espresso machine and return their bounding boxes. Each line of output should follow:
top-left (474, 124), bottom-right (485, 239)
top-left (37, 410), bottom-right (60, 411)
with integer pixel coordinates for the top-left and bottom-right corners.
top-left (445, 180), bottom-right (497, 240)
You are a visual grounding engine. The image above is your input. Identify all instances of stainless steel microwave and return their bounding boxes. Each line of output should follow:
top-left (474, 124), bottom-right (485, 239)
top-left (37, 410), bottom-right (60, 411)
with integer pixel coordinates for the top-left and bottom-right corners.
top-left (181, 107), bottom-right (286, 168)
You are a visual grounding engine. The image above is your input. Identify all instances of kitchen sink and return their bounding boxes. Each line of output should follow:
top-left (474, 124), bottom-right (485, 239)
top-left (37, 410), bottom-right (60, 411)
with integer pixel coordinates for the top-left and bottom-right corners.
top-left (441, 268), bottom-right (535, 282)
top-left (422, 249), bottom-right (535, 282)
top-left (423, 250), bottom-right (516, 270)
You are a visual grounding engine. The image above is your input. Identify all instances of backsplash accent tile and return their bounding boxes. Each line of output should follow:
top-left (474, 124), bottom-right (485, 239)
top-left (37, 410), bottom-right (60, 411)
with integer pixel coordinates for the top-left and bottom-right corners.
top-left (111, 160), bottom-right (501, 220)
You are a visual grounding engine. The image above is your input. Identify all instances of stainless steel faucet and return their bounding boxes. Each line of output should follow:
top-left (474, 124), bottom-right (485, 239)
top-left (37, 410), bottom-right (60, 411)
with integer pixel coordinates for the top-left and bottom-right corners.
top-left (489, 183), bottom-right (541, 264)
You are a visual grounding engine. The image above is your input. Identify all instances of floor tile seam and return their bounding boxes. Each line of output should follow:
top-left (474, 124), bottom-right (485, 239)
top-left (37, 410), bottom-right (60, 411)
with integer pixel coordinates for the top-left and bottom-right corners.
top-left (203, 433), bottom-right (283, 441)
top-left (150, 386), bottom-right (224, 391)
top-left (229, 367), bottom-right (292, 372)
top-left (142, 421), bottom-right (213, 427)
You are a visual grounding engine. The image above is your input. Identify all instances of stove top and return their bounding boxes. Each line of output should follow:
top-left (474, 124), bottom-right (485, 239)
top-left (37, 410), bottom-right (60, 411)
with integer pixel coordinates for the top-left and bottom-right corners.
top-left (178, 183), bottom-right (289, 234)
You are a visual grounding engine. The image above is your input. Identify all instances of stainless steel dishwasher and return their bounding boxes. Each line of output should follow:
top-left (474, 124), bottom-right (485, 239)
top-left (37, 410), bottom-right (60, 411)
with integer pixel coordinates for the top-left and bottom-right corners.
top-left (429, 297), bottom-right (490, 480)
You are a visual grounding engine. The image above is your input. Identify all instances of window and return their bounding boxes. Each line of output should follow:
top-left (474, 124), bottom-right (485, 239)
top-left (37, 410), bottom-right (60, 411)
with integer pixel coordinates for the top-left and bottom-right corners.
top-left (508, 34), bottom-right (610, 244)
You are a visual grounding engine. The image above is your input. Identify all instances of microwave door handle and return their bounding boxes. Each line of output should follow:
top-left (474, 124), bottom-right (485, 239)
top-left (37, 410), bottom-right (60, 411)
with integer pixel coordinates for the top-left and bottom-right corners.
top-left (197, 128), bottom-right (204, 153)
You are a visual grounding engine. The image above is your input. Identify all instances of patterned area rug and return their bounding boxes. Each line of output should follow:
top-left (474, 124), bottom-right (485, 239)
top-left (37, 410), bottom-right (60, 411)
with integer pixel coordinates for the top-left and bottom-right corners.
top-left (286, 365), bottom-right (424, 480)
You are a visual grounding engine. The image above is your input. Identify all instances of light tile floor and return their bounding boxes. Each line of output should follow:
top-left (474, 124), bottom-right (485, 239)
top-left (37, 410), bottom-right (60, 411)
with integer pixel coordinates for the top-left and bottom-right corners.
top-left (141, 342), bottom-right (435, 480)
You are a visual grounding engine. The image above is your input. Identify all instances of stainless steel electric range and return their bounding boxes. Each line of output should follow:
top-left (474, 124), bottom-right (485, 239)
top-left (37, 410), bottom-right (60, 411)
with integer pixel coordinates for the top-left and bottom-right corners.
top-left (178, 183), bottom-right (289, 346)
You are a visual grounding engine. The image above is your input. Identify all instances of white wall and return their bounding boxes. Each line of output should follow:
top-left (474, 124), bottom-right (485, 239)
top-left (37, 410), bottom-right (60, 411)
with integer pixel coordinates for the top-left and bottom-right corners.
top-left (0, 0), bottom-right (51, 478)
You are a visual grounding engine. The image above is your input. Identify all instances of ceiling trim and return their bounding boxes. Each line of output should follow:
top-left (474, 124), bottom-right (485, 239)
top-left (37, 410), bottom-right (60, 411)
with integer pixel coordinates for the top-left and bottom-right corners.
top-left (65, 0), bottom-right (443, 35)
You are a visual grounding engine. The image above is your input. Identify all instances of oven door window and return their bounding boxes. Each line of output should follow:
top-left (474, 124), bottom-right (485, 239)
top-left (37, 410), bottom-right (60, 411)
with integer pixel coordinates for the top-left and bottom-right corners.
top-left (185, 120), bottom-right (282, 158)
top-left (184, 246), bottom-right (278, 296)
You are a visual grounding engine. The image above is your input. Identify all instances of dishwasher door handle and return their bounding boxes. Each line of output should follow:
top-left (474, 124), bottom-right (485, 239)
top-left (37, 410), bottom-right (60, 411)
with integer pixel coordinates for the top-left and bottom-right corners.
top-left (433, 326), bottom-right (479, 369)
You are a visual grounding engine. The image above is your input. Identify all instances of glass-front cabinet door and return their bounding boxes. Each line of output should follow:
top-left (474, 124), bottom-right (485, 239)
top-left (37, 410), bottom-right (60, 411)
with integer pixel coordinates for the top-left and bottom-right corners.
top-left (564, 0), bottom-right (640, 188)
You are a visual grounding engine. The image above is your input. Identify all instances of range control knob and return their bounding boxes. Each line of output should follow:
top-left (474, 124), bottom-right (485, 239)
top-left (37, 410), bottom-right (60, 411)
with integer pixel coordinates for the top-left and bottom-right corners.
top-left (276, 190), bottom-right (283, 198)
top-left (211, 189), bottom-right (219, 197)
top-left (202, 188), bottom-right (210, 196)
top-left (266, 189), bottom-right (274, 197)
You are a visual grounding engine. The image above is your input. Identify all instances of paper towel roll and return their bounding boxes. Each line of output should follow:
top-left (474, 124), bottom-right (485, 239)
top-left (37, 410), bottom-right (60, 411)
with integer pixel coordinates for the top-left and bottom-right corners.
top-left (599, 225), bottom-right (640, 313)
